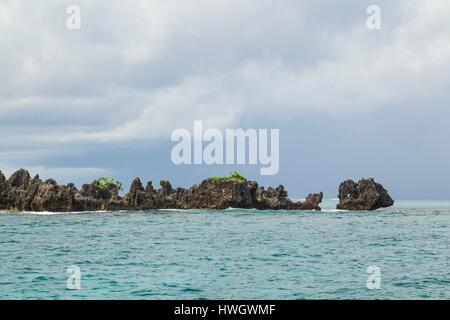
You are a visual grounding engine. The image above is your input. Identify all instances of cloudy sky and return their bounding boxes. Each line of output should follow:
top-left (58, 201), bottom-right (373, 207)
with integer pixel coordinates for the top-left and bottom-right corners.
top-left (1, 0), bottom-right (449, 199)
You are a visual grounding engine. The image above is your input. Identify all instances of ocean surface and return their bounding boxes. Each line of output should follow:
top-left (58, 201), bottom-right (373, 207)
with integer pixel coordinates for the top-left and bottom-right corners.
top-left (0, 200), bottom-right (449, 300)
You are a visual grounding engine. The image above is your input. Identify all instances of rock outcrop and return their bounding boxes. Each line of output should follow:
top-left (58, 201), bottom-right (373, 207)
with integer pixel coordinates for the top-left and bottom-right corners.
top-left (336, 178), bottom-right (394, 211)
top-left (31, 179), bottom-right (77, 212)
top-left (0, 171), bottom-right (9, 210)
top-left (0, 169), bottom-right (323, 212)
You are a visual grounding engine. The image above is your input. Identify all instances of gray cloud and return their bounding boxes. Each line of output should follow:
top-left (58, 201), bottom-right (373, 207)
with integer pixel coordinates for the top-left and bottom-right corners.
top-left (0, 0), bottom-right (449, 198)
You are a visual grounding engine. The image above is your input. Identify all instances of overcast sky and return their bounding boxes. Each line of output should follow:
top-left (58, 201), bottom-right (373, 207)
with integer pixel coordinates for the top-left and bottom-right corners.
top-left (1, 0), bottom-right (449, 199)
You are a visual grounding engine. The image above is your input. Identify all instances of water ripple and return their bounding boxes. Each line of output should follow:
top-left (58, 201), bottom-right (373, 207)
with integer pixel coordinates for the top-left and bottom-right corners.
top-left (0, 200), bottom-right (449, 299)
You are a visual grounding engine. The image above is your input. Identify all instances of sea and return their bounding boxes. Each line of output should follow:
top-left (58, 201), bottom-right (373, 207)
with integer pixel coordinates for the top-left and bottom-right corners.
top-left (0, 200), bottom-right (449, 299)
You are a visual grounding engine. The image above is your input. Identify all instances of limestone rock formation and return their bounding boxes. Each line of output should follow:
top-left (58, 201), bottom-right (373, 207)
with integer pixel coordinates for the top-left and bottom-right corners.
top-left (336, 178), bottom-right (394, 211)
top-left (0, 171), bottom-right (9, 210)
top-left (0, 168), bottom-right (323, 212)
top-left (75, 180), bottom-right (126, 211)
top-left (31, 179), bottom-right (77, 212)
top-left (7, 168), bottom-right (30, 189)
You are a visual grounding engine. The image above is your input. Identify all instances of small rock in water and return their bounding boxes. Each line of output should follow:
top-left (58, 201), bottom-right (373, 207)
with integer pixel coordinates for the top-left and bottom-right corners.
top-left (336, 178), bottom-right (394, 211)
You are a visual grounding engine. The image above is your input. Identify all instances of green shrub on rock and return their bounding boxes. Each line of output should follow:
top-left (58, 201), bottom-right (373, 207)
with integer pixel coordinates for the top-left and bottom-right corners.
top-left (210, 171), bottom-right (245, 182)
top-left (96, 177), bottom-right (123, 191)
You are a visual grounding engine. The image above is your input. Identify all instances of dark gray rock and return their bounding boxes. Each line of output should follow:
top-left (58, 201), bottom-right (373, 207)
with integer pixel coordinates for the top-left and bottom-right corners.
top-left (7, 169), bottom-right (31, 189)
top-left (0, 171), bottom-right (10, 210)
top-left (145, 181), bottom-right (155, 193)
top-left (124, 178), bottom-right (154, 209)
top-left (336, 178), bottom-right (394, 211)
top-left (294, 192), bottom-right (324, 210)
top-left (75, 180), bottom-right (124, 211)
top-left (0, 168), bottom-right (324, 212)
top-left (30, 179), bottom-right (76, 212)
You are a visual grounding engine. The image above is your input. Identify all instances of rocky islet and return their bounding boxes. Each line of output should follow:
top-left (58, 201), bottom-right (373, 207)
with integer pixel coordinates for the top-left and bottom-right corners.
top-left (0, 169), bottom-right (393, 212)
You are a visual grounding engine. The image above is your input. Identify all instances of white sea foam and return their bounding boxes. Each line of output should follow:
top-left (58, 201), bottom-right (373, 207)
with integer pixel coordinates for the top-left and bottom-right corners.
top-left (5, 210), bottom-right (111, 215)
top-left (321, 209), bottom-right (349, 212)
top-left (22, 211), bottom-right (71, 215)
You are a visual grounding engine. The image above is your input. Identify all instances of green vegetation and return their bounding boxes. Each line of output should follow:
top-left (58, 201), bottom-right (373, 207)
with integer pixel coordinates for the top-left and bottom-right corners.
top-left (210, 171), bottom-right (246, 181)
top-left (96, 177), bottom-right (123, 191)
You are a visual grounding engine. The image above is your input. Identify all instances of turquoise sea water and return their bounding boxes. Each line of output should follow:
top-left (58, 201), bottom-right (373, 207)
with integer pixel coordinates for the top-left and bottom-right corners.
top-left (0, 200), bottom-right (449, 299)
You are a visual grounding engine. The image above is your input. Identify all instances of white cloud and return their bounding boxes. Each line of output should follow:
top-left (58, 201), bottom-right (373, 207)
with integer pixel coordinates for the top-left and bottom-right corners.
top-left (1, 0), bottom-right (450, 188)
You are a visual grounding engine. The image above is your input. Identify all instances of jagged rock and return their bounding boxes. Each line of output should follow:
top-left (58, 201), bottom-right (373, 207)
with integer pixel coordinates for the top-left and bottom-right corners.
top-left (67, 183), bottom-right (77, 191)
top-left (294, 192), bottom-right (324, 210)
top-left (179, 178), bottom-right (255, 209)
top-left (130, 178), bottom-right (144, 193)
top-left (0, 168), bottom-right (324, 212)
top-left (75, 180), bottom-right (123, 211)
top-left (124, 178), bottom-right (154, 209)
top-left (173, 179), bottom-right (322, 210)
top-left (20, 175), bottom-right (43, 210)
top-left (145, 181), bottom-right (155, 193)
top-left (80, 181), bottom-right (116, 200)
top-left (255, 185), bottom-right (294, 209)
top-left (158, 180), bottom-right (172, 197)
top-left (336, 178), bottom-right (394, 211)
top-left (0, 171), bottom-right (9, 209)
top-left (2, 169), bottom-right (35, 210)
top-left (74, 193), bottom-right (102, 211)
top-left (31, 179), bottom-right (76, 212)
top-left (7, 169), bottom-right (31, 189)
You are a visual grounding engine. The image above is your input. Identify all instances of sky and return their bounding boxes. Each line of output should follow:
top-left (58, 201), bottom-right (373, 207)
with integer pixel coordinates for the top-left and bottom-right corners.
top-left (0, 0), bottom-right (449, 199)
